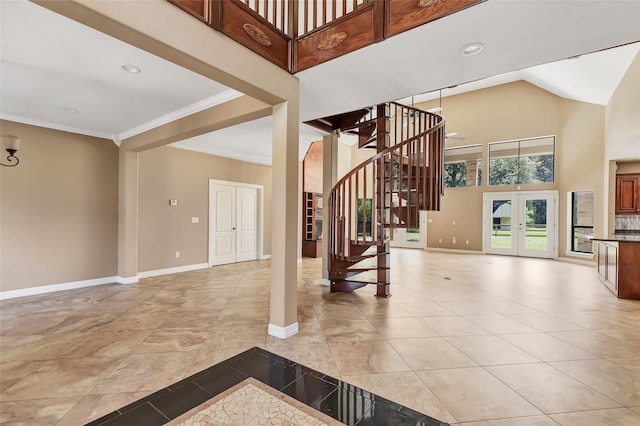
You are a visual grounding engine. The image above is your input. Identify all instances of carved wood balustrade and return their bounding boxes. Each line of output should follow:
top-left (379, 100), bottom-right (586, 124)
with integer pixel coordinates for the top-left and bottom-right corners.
top-left (169, 0), bottom-right (484, 73)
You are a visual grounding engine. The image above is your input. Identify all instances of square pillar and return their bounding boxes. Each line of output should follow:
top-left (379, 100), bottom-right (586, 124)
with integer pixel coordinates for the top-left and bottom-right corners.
top-left (322, 132), bottom-right (339, 283)
top-left (117, 149), bottom-right (139, 284)
top-left (269, 100), bottom-right (300, 339)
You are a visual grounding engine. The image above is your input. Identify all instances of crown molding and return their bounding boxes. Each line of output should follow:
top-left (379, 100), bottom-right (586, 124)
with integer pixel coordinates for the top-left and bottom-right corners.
top-left (118, 89), bottom-right (243, 141)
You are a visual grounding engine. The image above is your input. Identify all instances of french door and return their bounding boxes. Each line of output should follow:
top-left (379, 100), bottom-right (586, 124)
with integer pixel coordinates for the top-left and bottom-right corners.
top-left (483, 191), bottom-right (557, 258)
top-left (390, 210), bottom-right (426, 249)
top-left (209, 180), bottom-right (262, 266)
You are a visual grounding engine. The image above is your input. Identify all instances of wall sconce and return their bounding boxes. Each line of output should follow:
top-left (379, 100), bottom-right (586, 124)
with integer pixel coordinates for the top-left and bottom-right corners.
top-left (1, 135), bottom-right (21, 167)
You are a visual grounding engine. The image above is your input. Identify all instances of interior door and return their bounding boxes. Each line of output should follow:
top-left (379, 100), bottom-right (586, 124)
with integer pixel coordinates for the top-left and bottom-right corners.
top-left (484, 191), bottom-right (557, 258)
top-left (210, 182), bottom-right (260, 266)
top-left (211, 183), bottom-right (237, 265)
top-left (235, 186), bottom-right (258, 262)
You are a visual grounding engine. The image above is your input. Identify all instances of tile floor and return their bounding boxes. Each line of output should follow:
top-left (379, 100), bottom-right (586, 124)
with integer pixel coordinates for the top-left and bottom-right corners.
top-left (85, 347), bottom-right (444, 425)
top-left (1, 250), bottom-right (640, 425)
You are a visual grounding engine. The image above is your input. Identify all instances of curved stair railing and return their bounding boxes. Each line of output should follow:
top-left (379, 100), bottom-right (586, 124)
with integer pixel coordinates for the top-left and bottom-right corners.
top-left (327, 101), bottom-right (445, 296)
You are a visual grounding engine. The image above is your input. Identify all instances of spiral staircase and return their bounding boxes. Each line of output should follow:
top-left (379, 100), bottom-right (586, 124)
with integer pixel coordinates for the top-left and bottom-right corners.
top-left (311, 102), bottom-right (445, 297)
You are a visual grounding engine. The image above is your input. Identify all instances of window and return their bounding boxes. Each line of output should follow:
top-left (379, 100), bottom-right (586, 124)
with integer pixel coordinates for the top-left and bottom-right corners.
top-left (357, 198), bottom-right (372, 237)
top-left (571, 190), bottom-right (594, 253)
top-left (444, 145), bottom-right (482, 188)
top-left (488, 136), bottom-right (555, 186)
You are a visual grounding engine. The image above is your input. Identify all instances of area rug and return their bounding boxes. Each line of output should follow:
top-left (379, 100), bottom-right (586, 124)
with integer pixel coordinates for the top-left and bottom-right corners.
top-left (166, 377), bottom-right (343, 426)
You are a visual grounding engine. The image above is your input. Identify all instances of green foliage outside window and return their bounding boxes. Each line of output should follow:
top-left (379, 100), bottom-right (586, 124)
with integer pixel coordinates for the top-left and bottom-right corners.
top-left (488, 137), bottom-right (555, 186)
top-left (444, 162), bottom-right (466, 188)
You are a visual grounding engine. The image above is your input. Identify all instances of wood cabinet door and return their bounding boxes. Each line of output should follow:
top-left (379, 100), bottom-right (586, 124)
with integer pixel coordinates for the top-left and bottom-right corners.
top-left (597, 242), bottom-right (606, 278)
top-left (616, 174), bottom-right (640, 214)
top-left (606, 243), bottom-right (618, 293)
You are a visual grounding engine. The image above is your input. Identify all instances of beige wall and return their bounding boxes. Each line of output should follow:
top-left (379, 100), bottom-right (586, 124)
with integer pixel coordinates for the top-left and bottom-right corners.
top-left (416, 81), bottom-right (605, 257)
top-left (557, 99), bottom-right (605, 253)
top-left (337, 140), bottom-right (353, 179)
top-left (605, 53), bottom-right (640, 162)
top-left (605, 52), bottom-right (640, 232)
top-left (0, 121), bottom-right (119, 291)
top-left (138, 146), bottom-right (272, 272)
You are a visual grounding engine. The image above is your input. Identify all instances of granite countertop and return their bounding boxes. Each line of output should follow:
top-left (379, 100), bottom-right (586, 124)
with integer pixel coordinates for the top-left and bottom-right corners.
top-left (591, 233), bottom-right (640, 243)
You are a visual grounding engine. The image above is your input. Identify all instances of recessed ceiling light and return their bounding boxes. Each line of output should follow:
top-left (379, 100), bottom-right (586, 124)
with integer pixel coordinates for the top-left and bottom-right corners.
top-left (61, 107), bottom-right (79, 113)
top-left (460, 42), bottom-right (484, 56)
top-left (121, 64), bottom-right (141, 73)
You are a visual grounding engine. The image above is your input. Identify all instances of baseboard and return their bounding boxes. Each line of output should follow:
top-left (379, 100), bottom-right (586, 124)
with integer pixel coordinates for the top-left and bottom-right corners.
top-left (424, 247), bottom-right (483, 255)
top-left (320, 278), bottom-right (330, 286)
top-left (261, 254), bottom-right (271, 260)
top-left (557, 256), bottom-right (596, 267)
top-left (268, 322), bottom-right (299, 339)
top-left (0, 276), bottom-right (119, 300)
top-left (137, 263), bottom-right (209, 279)
top-left (116, 276), bottom-right (139, 284)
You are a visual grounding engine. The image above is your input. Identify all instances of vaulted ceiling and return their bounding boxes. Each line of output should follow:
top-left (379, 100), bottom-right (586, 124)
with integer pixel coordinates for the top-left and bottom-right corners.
top-left (1, 0), bottom-right (639, 165)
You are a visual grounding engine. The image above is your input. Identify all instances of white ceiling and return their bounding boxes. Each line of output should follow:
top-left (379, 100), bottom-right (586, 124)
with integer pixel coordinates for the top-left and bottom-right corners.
top-left (1, 0), bottom-right (639, 165)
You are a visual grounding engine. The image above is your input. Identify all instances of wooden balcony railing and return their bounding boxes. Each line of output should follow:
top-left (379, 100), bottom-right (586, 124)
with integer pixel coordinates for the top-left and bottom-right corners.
top-left (298, 0), bottom-right (367, 35)
top-left (170, 0), bottom-right (484, 73)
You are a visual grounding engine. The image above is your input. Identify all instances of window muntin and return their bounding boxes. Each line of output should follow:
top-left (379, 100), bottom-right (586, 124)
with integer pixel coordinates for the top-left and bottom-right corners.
top-left (488, 137), bottom-right (555, 186)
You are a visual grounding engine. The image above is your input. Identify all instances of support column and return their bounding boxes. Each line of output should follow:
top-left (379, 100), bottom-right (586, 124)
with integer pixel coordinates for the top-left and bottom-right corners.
top-left (117, 149), bottom-right (139, 284)
top-left (269, 99), bottom-right (300, 339)
top-left (321, 132), bottom-right (339, 284)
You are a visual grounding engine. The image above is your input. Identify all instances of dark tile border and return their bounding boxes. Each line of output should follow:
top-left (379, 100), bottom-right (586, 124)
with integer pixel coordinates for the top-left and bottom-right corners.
top-left (86, 347), bottom-right (448, 426)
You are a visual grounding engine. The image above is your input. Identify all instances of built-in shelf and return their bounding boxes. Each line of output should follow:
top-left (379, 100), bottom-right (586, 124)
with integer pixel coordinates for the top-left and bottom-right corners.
top-left (302, 192), bottom-right (323, 257)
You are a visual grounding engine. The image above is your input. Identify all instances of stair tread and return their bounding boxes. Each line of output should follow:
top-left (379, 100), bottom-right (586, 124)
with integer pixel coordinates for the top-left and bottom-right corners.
top-left (332, 267), bottom-right (390, 272)
top-left (331, 279), bottom-right (388, 285)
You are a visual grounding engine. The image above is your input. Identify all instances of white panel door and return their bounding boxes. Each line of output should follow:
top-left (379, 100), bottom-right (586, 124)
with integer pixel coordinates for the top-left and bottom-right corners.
top-left (211, 183), bottom-right (237, 265)
top-left (209, 181), bottom-right (261, 266)
top-left (236, 187), bottom-right (258, 262)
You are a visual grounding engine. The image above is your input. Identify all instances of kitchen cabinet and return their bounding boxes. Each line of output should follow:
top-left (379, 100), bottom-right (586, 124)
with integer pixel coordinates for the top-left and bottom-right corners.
top-left (596, 241), bottom-right (618, 295)
top-left (616, 173), bottom-right (640, 214)
top-left (594, 236), bottom-right (640, 300)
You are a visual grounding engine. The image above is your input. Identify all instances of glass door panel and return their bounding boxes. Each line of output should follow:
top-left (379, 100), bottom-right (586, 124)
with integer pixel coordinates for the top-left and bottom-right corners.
top-left (523, 199), bottom-right (547, 251)
top-left (485, 196), bottom-right (518, 255)
top-left (518, 194), bottom-right (555, 258)
top-left (491, 199), bottom-right (514, 251)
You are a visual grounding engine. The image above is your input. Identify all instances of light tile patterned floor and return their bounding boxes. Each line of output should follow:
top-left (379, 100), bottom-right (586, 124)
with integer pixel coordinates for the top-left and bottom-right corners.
top-left (1, 250), bottom-right (640, 425)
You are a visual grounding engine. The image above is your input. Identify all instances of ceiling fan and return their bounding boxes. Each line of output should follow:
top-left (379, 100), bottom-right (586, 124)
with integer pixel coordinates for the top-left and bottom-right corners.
top-left (422, 89), bottom-right (465, 140)
top-left (445, 132), bottom-right (466, 141)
